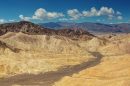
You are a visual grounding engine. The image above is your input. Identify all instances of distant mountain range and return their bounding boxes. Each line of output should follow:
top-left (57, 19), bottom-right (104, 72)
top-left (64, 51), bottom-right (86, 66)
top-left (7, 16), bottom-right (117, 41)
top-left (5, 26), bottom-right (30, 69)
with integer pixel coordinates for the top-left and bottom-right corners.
top-left (39, 22), bottom-right (130, 33)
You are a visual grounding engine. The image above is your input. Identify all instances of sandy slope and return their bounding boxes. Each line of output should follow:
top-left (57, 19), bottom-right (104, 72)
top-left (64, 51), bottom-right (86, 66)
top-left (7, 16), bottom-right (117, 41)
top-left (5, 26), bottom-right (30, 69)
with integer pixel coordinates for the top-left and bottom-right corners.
top-left (0, 32), bottom-right (130, 86)
top-left (0, 52), bottom-right (102, 86)
top-left (54, 54), bottom-right (130, 86)
top-left (0, 32), bottom-right (93, 78)
top-left (54, 34), bottom-right (130, 86)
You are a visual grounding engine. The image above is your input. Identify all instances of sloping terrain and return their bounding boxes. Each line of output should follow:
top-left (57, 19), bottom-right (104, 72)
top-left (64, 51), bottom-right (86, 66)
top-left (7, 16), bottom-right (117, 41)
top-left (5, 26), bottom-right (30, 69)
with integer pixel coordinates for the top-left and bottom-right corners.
top-left (1, 33), bottom-right (130, 86)
top-left (0, 51), bottom-right (102, 86)
top-left (0, 32), bottom-right (95, 78)
top-left (54, 54), bottom-right (130, 86)
top-left (54, 34), bottom-right (130, 86)
top-left (0, 21), bottom-right (130, 86)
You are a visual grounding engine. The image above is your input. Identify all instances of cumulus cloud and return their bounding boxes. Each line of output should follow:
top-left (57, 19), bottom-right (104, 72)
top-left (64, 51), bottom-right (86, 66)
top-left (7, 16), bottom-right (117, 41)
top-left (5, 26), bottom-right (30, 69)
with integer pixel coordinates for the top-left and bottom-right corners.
top-left (32, 8), bottom-right (47, 19)
top-left (64, 7), bottom-right (123, 21)
top-left (19, 8), bottom-right (64, 21)
top-left (82, 7), bottom-right (115, 17)
top-left (47, 12), bottom-right (64, 19)
top-left (82, 7), bottom-right (99, 17)
top-left (19, 7), bottom-right (123, 22)
top-left (116, 11), bottom-right (122, 15)
top-left (67, 9), bottom-right (82, 20)
top-left (32, 8), bottom-right (64, 20)
top-left (19, 15), bottom-right (31, 21)
top-left (117, 16), bottom-right (123, 20)
top-left (0, 19), bottom-right (16, 24)
top-left (99, 7), bottom-right (115, 15)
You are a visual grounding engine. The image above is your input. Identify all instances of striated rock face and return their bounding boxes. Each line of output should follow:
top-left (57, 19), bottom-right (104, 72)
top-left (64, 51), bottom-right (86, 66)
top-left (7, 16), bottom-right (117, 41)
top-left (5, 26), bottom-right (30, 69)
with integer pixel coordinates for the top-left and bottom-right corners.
top-left (0, 21), bottom-right (95, 40)
top-left (0, 32), bottom-right (93, 77)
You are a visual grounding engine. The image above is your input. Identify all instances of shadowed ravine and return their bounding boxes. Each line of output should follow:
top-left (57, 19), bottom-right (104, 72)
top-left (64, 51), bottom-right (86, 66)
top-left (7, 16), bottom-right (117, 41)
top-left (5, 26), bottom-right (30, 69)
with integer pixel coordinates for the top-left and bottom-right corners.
top-left (0, 52), bottom-right (103, 86)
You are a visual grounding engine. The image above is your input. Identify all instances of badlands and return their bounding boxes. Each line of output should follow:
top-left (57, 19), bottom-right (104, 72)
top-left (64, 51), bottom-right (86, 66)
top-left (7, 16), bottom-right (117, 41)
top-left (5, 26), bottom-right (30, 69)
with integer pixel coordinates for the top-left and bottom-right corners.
top-left (0, 21), bottom-right (130, 86)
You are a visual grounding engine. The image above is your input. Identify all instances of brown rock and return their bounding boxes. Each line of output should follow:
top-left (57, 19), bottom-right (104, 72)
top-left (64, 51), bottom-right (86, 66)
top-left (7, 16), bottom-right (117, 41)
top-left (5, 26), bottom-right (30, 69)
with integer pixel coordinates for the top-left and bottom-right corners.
top-left (0, 21), bottom-right (95, 40)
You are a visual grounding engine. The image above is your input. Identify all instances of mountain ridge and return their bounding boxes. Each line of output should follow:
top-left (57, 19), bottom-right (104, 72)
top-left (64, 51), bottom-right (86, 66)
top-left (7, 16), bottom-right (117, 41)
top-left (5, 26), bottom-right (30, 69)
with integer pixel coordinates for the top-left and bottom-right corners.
top-left (40, 22), bottom-right (130, 33)
top-left (0, 21), bottom-right (94, 40)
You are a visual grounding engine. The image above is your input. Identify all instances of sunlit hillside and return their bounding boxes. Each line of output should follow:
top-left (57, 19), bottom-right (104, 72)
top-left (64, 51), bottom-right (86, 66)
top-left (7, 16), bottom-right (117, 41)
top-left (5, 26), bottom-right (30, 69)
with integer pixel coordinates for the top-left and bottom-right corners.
top-left (0, 32), bottom-right (95, 78)
top-left (54, 34), bottom-right (130, 86)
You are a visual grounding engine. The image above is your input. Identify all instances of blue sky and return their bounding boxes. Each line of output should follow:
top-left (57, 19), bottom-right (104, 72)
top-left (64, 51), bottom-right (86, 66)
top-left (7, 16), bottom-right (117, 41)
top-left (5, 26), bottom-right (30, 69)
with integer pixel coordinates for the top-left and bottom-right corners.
top-left (0, 0), bottom-right (130, 23)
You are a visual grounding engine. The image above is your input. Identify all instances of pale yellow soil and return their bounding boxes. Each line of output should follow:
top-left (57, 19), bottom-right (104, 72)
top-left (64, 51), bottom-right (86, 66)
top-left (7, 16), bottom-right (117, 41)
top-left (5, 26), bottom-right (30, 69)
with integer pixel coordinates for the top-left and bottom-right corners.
top-left (0, 32), bottom-right (93, 78)
top-left (54, 54), bottom-right (130, 86)
top-left (0, 32), bottom-right (130, 86)
top-left (54, 34), bottom-right (130, 86)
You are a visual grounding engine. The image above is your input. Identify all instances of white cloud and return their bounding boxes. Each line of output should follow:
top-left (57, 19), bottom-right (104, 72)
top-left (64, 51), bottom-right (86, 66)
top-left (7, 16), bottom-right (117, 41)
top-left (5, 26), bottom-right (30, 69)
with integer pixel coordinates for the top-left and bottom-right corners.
top-left (32, 8), bottom-right (47, 19)
top-left (0, 19), bottom-right (16, 24)
top-left (9, 19), bottom-right (15, 22)
top-left (32, 8), bottom-right (64, 20)
top-left (117, 11), bottom-right (122, 15)
top-left (67, 9), bottom-right (82, 20)
top-left (117, 16), bottom-right (123, 20)
top-left (82, 7), bottom-right (99, 17)
top-left (19, 15), bottom-right (31, 21)
top-left (19, 7), bottom-right (123, 22)
top-left (66, 7), bottom-right (122, 21)
top-left (99, 7), bottom-right (114, 15)
top-left (82, 7), bottom-right (115, 17)
top-left (47, 12), bottom-right (64, 19)
top-left (0, 19), bottom-right (6, 24)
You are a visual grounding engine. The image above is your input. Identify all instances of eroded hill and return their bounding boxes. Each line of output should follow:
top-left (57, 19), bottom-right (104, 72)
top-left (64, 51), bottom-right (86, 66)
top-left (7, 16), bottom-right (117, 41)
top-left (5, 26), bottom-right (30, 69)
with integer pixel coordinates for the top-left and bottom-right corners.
top-left (0, 31), bottom-right (97, 78)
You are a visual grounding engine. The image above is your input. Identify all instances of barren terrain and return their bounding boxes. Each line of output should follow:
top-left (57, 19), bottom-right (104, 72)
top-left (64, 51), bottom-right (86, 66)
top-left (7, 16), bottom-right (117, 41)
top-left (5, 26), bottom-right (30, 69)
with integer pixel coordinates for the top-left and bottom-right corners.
top-left (0, 22), bottom-right (130, 86)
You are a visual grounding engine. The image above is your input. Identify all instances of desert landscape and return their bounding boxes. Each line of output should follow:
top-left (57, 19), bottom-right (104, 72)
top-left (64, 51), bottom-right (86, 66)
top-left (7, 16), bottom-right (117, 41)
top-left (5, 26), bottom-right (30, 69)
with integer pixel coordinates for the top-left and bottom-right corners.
top-left (0, 0), bottom-right (130, 86)
top-left (0, 21), bottom-right (130, 86)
